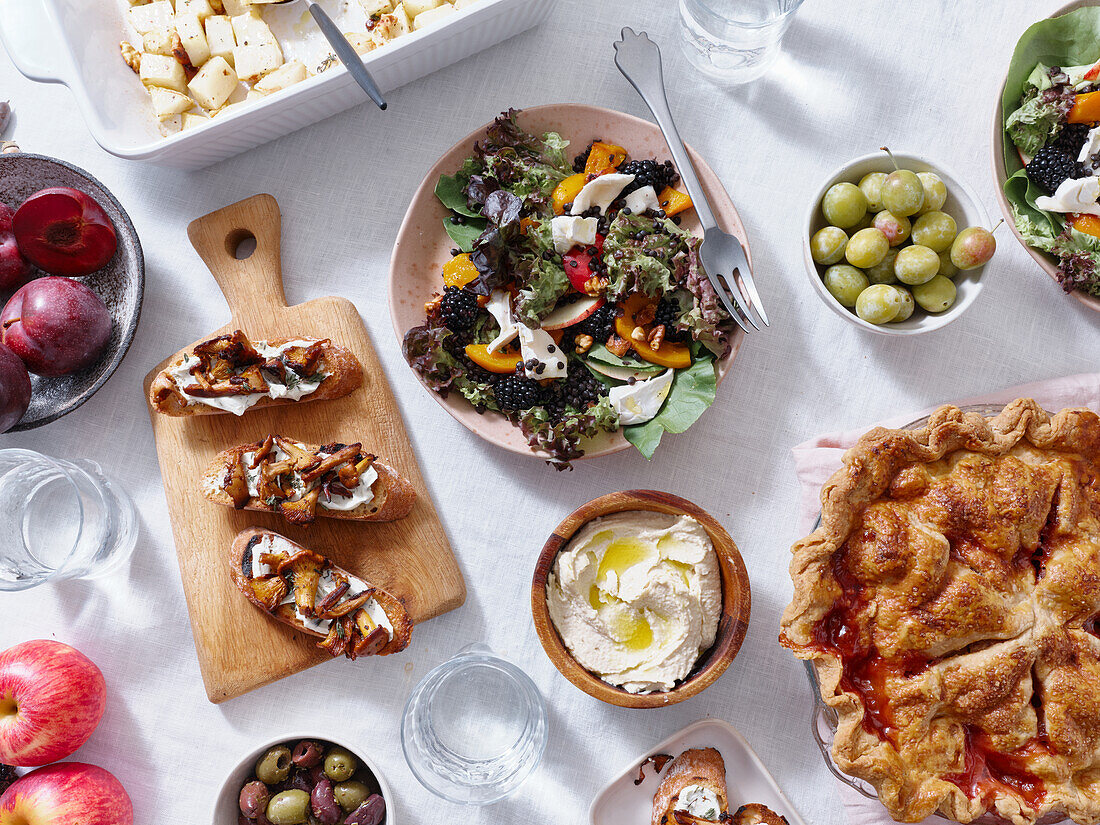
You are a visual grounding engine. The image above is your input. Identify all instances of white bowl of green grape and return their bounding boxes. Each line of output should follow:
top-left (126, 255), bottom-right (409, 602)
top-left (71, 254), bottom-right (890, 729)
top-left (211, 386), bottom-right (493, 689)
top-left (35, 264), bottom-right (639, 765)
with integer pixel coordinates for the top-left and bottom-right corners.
top-left (805, 149), bottom-right (996, 335)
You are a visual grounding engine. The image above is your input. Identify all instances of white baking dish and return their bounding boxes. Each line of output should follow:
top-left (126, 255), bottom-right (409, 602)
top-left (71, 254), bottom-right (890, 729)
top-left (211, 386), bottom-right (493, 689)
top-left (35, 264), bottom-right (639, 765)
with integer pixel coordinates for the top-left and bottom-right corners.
top-left (0, 0), bottom-right (554, 169)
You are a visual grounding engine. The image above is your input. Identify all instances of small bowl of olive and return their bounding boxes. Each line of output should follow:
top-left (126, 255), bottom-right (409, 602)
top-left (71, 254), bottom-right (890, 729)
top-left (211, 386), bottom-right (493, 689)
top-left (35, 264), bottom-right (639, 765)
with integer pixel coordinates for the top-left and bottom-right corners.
top-left (214, 734), bottom-right (393, 825)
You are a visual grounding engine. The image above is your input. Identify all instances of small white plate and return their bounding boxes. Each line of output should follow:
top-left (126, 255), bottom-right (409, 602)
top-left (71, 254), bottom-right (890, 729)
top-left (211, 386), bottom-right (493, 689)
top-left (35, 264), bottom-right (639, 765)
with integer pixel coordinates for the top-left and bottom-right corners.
top-left (588, 718), bottom-right (807, 825)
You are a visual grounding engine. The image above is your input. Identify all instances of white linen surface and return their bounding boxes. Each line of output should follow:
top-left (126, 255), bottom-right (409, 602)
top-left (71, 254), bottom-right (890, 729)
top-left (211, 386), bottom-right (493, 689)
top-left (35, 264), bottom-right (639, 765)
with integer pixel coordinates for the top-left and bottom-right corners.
top-left (0, 1), bottom-right (1097, 823)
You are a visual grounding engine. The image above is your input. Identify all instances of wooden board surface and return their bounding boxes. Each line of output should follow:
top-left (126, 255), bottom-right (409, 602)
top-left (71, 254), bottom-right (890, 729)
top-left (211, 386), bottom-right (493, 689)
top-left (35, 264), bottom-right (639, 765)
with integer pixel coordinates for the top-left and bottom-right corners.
top-left (144, 194), bottom-right (465, 703)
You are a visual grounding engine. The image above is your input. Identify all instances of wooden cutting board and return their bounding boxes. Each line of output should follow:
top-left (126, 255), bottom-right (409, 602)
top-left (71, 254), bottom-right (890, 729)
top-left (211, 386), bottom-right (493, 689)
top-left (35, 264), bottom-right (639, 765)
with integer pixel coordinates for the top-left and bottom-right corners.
top-left (144, 194), bottom-right (465, 703)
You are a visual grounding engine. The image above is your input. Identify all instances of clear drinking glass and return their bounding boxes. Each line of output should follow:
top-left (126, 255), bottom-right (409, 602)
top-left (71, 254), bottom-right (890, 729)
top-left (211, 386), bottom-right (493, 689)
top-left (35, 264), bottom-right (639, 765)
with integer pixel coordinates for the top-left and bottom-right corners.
top-left (401, 644), bottom-right (548, 805)
top-left (679, 0), bottom-right (806, 84)
top-left (0, 448), bottom-right (137, 591)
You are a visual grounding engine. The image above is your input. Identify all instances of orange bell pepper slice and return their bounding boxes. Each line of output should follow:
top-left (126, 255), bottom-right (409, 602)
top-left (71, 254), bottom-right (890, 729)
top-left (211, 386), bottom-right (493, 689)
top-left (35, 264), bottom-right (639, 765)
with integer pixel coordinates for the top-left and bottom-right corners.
top-left (1069, 213), bottom-right (1100, 238)
top-left (614, 294), bottom-right (691, 370)
top-left (1068, 90), bottom-right (1100, 124)
top-left (442, 253), bottom-right (479, 288)
top-left (552, 173), bottom-right (587, 215)
top-left (657, 187), bottom-right (694, 217)
top-left (584, 142), bottom-right (628, 175)
top-left (465, 343), bottom-right (521, 374)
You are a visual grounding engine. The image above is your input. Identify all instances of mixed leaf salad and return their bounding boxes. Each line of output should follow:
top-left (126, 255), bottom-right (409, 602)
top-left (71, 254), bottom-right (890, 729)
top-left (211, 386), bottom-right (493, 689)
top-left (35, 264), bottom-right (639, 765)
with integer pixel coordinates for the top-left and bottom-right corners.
top-left (1002, 6), bottom-right (1100, 297)
top-left (402, 109), bottom-right (735, 468)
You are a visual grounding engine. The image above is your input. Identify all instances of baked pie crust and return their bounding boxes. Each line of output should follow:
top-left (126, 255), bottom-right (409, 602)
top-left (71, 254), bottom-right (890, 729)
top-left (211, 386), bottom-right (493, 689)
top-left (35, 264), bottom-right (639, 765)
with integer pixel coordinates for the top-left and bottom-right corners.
top-left (780, 400), bottom-right (1100, 825)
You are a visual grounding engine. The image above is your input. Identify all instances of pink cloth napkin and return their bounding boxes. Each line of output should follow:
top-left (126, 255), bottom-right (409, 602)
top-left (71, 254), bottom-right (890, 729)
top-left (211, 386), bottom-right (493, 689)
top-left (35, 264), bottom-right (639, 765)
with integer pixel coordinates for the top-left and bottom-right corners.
top-left (790, 373), bottom-right (1100, 825)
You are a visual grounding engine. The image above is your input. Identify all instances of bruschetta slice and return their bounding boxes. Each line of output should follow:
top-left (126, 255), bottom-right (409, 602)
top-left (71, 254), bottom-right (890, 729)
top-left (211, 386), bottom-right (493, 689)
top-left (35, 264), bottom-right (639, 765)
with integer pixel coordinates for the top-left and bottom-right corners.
top-left (652, 748), bottom-right (729, 825)
top-left (202, 435), bottom-right (415, 526)
top-left (149, 330), bottom-right (362, 416)
top-left (732, 804), bottom-right (787, 825)
top-left (230, 527), bottom-right (412, 659)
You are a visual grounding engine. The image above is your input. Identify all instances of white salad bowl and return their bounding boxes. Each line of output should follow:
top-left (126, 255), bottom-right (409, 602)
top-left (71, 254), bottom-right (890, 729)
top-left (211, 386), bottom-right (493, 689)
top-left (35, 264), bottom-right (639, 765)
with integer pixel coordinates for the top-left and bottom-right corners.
top-left (212, 732), bottom-right (395, 825)
top-left (804, 151), bottom-right (991, 336)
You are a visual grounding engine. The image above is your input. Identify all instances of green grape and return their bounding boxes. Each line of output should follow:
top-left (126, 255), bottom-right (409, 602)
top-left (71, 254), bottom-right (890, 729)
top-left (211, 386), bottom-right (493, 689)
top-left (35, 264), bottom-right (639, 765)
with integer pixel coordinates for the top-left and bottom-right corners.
top-left (865, 248), bottom-right (899, 284)
top-left (912, 275), bottom-right (957, 313)
top-left (859, 172), bottom-right (888, 213)
top-left (881, 170), bottom-right (925, 216)
top-left (892, 286), bottom-right (916, 322)
top-left (911, 211), bottom-right (957, 253)
top-left (823, 265), bottom-right (869, 308)
top-left (821, 182), bottom-right (868, 229)
top-left (894, 245), bottom-right (940, 285)
top-left (950, 226), bottom-right (996, 270)
top-left (855, 284), bottom-right (903, 325)
top-left (937, 250), bottom-right (958, 278)
top-left (845, 228), bottom-right (889, 268)
top-left (871, 210), bottom-right (911, 246)
top-left (916, 172), bottom-right (948, 215)
top-left (810, 226), bottom-right (848, 265)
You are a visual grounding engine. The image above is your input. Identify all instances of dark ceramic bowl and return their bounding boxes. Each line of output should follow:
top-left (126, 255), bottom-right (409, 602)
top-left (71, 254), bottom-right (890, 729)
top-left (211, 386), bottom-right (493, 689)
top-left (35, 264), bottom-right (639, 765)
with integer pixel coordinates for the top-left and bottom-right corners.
top-left (0, 151), bottom-right (144, 431)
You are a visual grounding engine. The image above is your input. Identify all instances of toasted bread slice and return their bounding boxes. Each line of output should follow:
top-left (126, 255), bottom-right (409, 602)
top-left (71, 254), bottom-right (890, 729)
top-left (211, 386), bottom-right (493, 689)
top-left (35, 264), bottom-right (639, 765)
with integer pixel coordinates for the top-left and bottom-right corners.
top-left (202, 437), bottom-right (415, 525)
top-left (652, 748), bottom-right (728, 825)
top-left (732, 804), bottom-right (788, 825)
top-left (230, 527), bottom-right (412, 657)
top-left (149, 334), bottom-right (362, 416)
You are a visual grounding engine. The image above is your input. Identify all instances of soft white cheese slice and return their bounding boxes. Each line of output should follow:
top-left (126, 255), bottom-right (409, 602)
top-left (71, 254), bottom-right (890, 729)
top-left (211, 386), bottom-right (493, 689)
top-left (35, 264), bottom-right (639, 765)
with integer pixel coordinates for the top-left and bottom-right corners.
top-left (319, 464), bottom-right (377, 511)
top-left (1080, 126), bottom-right (1100, 164)
top-left (550, 215), bottom-right (598, 254)
top-left (675, 784), bottom-right (722, 820)
top-left (569, 173), bottom-right (635, 216)
top-left (518, 325), bottom-right (567, 379)
top-left (609, 369), bottom-right (674, 425)
top-left (1035, 176), bottom-right (1100, 217)
top-left (623, 185), bottom-right (660, 215)
top-left (485, 289), bottom-right (519, 354)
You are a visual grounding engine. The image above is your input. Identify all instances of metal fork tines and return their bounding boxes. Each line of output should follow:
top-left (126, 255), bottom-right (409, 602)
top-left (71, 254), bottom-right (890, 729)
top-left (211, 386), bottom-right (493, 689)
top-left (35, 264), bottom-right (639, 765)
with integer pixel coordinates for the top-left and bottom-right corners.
top-left (613, 27), bottom-right (768, 333)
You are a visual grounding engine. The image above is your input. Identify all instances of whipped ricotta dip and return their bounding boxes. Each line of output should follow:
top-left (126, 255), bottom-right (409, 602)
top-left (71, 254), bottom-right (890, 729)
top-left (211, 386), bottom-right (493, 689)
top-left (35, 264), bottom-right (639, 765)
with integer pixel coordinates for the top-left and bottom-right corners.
top-left (546, 511), bottom-right (721, 694)
top-left (676, 784), bottom-right (722, 821)
top-left (240, 443), bottom-right (378, 512)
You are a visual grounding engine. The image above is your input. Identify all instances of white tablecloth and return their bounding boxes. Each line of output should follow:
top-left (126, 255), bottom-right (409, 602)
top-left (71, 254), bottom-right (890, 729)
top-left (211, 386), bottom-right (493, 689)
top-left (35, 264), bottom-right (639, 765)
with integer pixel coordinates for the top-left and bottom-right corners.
top-left (2, 1), bottom-right (1097, 823)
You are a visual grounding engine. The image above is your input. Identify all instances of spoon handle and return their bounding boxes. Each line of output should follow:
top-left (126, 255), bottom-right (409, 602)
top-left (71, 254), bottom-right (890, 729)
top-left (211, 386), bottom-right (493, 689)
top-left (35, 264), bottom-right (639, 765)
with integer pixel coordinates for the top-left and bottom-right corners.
top-left (307, 2), bottom-right (387, 110)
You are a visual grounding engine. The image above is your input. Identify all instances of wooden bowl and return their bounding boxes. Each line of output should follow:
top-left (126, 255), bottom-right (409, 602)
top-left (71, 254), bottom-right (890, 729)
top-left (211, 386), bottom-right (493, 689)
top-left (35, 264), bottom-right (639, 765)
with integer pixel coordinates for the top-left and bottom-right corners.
top-left (531, 490), bottom-right (750, 708)
top-left (990, 0), bottom-right (1100, 313)
top-left (388, 103), bottom-right (749, 462)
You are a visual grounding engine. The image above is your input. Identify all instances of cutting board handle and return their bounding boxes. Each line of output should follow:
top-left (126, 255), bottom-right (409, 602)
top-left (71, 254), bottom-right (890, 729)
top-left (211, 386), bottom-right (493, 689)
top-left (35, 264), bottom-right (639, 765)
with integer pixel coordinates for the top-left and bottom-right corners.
top-left (187, 194), bottom-right (287, 322)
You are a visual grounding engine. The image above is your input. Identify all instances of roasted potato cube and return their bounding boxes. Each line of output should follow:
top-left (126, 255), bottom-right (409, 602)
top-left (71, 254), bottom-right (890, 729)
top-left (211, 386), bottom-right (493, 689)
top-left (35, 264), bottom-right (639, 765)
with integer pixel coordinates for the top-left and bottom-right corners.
top-left (359, 0), bottom-right (394, 14)
top-left (140, 53), bottom-right (188, 93)
top-left (142, 26), bottom-right (178, 56)
top-left (253, 59), bottom-right (307, 93)
top-left (176, 0), bottom-right (217, 19)
top-left (343, 32), bottom-right (374, 55)
top-left (221, 0), bottom-right (253, 14)
top-left (205, 14), bottom-right (237, 65)
top-left (412, 3), bottom-right (455, 29)
top-left (452, 0), bottom-right (479, 8)
top-left (175, 13), bottom-right (211, 66)
top-left (181, 112), bottom-right (208, 129)
top-left (403, 0), bottom-right (442, 16)
top-left (149, 86), bottom-right (193, 120)
top-left (128, 0), bottom-right (174, 35)
top-left (233, 42), bottom-right (283, 81)
top-left (231, 9), bottom-right (277, 47)
top-left (370, 3), bottom-right (411, 44)
top-left (188, 55), bottom-right (238, 109)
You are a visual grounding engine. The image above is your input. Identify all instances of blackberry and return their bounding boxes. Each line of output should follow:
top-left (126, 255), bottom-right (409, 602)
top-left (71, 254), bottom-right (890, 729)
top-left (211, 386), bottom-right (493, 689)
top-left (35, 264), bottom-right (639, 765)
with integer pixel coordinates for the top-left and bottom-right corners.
top-left (1026, 144), bottom-right (1083, 194)
top-left (439, 286), bottom-right (479, 332)
top-left (619, 159), bottom-right (679, 195)
top-left (1053, 123), bottom-right (1090, 155)
top-left (576, 302), bottom-right (619, 344)
top-left (493, 373), bottom-right (544, 411)
top-left (653, 296), bottom-right (689, 342)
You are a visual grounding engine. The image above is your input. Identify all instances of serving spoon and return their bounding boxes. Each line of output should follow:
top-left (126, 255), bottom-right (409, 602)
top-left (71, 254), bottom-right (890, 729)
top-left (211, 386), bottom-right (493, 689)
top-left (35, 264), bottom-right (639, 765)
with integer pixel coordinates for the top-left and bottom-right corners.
top-left (255, 0), bottom-right (387, 110)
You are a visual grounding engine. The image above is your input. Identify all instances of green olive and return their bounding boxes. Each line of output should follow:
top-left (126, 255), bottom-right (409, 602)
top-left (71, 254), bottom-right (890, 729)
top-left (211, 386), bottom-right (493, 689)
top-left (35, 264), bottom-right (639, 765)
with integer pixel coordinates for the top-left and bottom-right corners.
top-left (334, 780), bottom-right (372, 812)
top-left (823, 265), bottom-right (869, 308)
top-left (865, 248), bottom-right (899, 284)
top-left (324, 747), bottom-right (358, 782)
top-left (267, 789), bottom-right (310, 825)
top-left (912, 275), bottom-right (957, 313)
top-left (256, 745), bottom-right (292, 785)
top-left (892, 286), bottom-right (916, 322)
top-left (810, 226), bottom-right (848, 265)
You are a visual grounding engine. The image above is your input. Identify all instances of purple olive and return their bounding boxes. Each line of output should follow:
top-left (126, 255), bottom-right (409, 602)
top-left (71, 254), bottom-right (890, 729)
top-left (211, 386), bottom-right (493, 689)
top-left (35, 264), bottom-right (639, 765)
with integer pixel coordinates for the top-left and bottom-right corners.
top-left (292, 740), bottom-right (324, 768)
top-left (307, 763), bottom-right (327, 785)
top-left (310, 779), bottom-right (341, 825)
top-left (344, 795), bottom-right (386, 825)
top-left (288, 772), bottom-right (313, 793)
top-left (239, 781), bottom-right (270, 818)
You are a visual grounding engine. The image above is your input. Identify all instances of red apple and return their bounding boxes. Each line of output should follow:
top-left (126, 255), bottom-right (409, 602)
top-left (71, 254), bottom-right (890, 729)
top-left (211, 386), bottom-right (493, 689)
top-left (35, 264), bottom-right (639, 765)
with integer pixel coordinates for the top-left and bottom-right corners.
top-left (12, 188), bottom-right (117, 277)
top-left (0, 641), bottom-right (106, 767)
top-left (540, 295), bottom-right (605, 330)
top-left (0, 342), bottom-right (30, 433)
top-left (0, 204), bottom-right (30, 291)
top-left (0, 763), bottom-right (132, 825)
top-left (1, 278), bottom-right (111, 376)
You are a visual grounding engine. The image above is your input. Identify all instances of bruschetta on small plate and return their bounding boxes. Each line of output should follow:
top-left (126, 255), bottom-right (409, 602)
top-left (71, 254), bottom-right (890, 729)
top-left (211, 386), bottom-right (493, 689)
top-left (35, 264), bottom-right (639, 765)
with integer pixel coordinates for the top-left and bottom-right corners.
top-left (201, 435), bottom-right (416, 526)
top-left (230, 527), bottom-right (413, 659)
top-left (148, 329), bottom-right (362, 417)
top-left (589, 719), bottom-right (805, 825)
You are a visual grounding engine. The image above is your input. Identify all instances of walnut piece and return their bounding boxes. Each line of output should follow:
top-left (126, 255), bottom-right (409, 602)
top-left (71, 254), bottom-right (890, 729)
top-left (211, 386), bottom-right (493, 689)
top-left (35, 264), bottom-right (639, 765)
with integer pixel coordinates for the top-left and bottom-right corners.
top-left (648, 324), bottom-right (665, 351)
top-left (574, 334), bottom-right (594, 354)
top-left (120, 41), bottom-right (141, 73)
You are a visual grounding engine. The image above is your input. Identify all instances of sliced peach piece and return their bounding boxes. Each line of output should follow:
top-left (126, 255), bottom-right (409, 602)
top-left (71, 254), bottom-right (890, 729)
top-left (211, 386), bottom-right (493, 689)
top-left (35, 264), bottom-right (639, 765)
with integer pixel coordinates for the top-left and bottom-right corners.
top-left (465, 343), bottom-right (521, 374)
top-left (615, 293), bottom-right (691, 370)
top-left (552, 173), bottom-right (587, 215)
top-left (657, 187), bottom-right (693, 217)
top-left (442, 253), bottom-right (479, 288)
top-left (1070, 213), bottom-right (1100, 238)
top-left (1068, 90), bottom-right (1100, 124)
top-left (584, 142), bottom-right (627, 175)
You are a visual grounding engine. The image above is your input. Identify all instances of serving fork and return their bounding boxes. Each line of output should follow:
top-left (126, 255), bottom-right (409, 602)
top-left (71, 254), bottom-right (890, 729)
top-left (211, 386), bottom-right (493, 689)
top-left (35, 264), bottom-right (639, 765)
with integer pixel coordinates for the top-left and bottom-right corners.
top-left (613, 28), bottom-right (768, 333)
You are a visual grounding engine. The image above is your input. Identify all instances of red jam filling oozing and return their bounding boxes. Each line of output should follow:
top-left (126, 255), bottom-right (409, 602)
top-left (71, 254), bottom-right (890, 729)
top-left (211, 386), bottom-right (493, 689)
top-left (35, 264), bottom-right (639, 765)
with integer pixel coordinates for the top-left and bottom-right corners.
top-left (944, 727), bottom-right (1048, 809)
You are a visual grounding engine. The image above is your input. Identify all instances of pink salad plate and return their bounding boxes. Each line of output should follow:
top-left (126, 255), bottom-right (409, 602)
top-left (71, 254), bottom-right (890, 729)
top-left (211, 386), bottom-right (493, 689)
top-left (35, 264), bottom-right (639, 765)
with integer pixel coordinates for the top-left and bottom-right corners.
top-left (388, 103), bottom-right (750, 462)
top-left (991, 0), bottom-right (1100, 314)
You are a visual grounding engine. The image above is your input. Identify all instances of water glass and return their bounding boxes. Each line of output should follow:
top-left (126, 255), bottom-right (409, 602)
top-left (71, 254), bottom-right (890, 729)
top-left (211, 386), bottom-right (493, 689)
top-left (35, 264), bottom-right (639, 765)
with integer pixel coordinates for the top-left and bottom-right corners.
top-left (0, 449), bottom-right (137, 591)
top-left (679, 0), bottom-right (806, 84)
top-left (401, 644), bottom-right (547, 805)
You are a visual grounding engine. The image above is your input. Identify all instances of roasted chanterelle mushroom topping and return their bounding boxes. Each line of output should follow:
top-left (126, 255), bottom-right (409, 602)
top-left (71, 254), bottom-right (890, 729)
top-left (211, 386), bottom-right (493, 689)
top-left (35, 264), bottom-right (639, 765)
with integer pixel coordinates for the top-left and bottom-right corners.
top-left (242, 533), bottom-right (409, 660)
top-left (224, 436), bottom-right (376, 525)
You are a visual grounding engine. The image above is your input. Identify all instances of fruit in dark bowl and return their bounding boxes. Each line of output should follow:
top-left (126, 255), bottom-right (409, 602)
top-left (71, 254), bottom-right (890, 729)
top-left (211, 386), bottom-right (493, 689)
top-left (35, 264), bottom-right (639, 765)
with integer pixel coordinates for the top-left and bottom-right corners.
top-left (0, 342), bottom-right (31, 432)
top-left (1, 278), bottom-right (111, 376)
top-left (0, 204), bottom-right (30, 291)
top-left (12, 188), bottom-right (118, 277)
